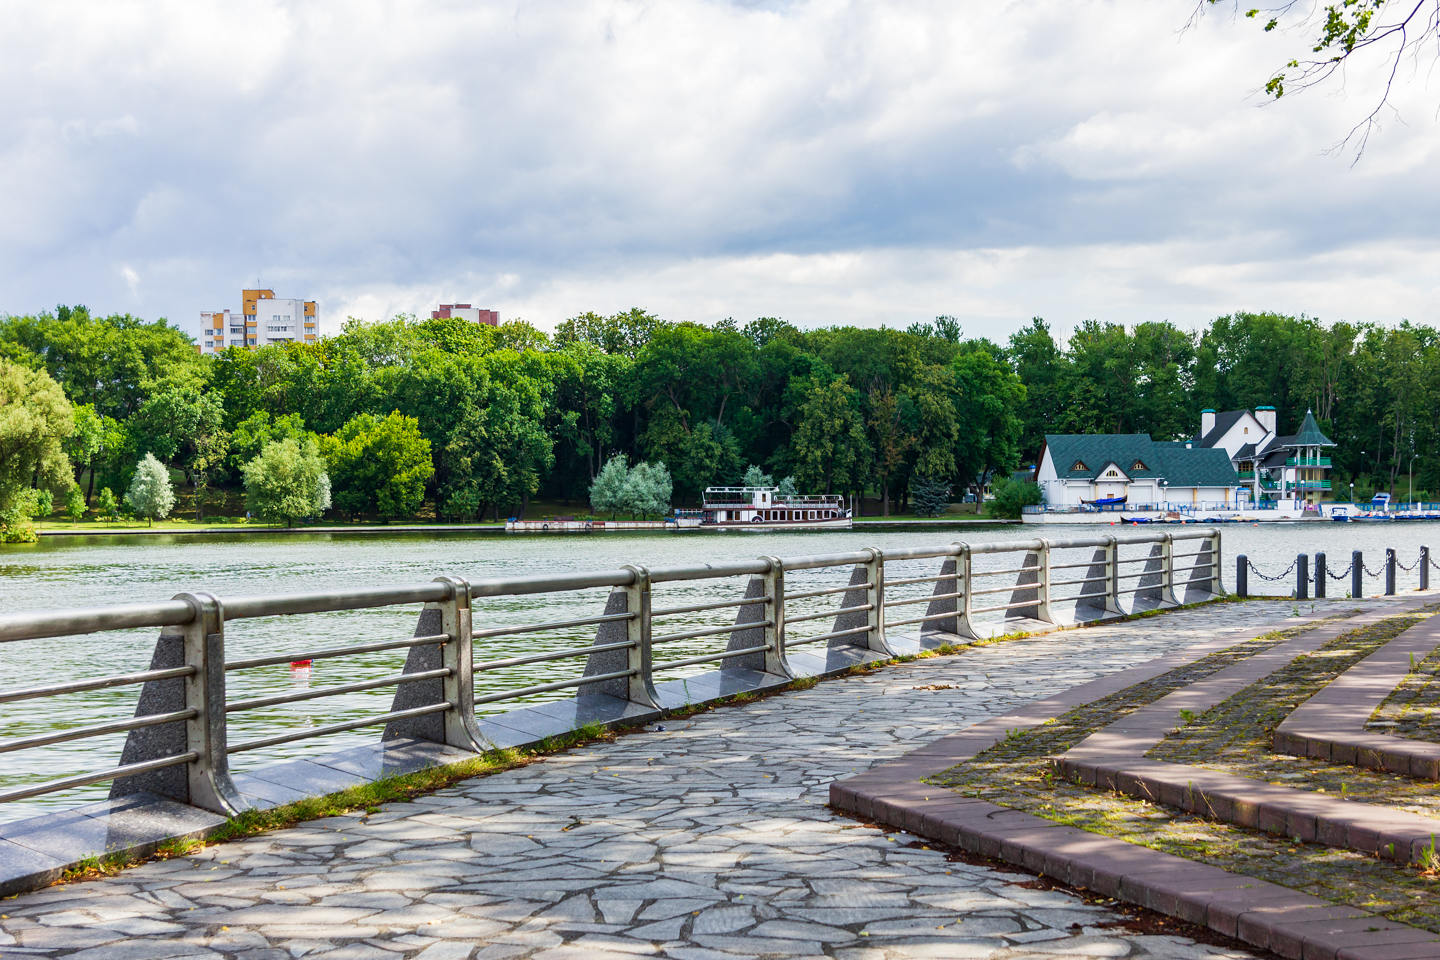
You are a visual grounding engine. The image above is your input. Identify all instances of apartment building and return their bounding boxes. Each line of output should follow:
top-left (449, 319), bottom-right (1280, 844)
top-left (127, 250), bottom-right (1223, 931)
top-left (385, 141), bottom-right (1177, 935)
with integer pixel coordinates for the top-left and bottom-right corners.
top-left (199, 289), bottom-right (318, 354)
top-left (431, 303), bottom-right (499, 325)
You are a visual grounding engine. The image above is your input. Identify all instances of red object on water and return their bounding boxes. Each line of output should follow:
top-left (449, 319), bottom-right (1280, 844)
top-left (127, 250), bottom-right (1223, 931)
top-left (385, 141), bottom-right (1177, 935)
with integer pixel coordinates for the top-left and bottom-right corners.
top-left (291, 659), bottom-right (313, 668)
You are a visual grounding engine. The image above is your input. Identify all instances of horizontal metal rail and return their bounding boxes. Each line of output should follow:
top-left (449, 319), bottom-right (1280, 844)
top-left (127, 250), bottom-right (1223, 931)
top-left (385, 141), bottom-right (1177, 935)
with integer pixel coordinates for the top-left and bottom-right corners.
top-left (969, 582), bottom-right (1037, 598)
top-left (969, 597), bottom-right (1045, 615)
top-left (1116, 584), bottom-right (1167, 597)
top-left (0, 752), bottom-right (198, 805)
top-left (1116, 555), bottom-right (1159, 565)
top-left (884, 572), bottom-right (955, 588)
top-left (473, 669), bottom-right (636, 707)
top-left (652, 620), bottom-right (773, 645)
top-left (785, 624), bottom-right (873, 646)
top-left (1049, 576), bottom-right (1103, 589)
top-left (886, 609), bottom-right (968, 630)
top-left (227, 634), bottom-right (449, 672)
top-left (0, 600), bottom-right (194, 644)
top-left (0, 708), bottom-right (197, 756)
top-left (781, 551), bottom-right (872, 572)
top-left (226, 668), bottom-right (452, 713)
top-left (227, 702), bottom-right (454, 754)
top-left (785, 582), bottom-right (869, 602)
top-left (472, 612), bottom-right (633, 641)
top-left (652, 644), bottom-right (772, 672)
top-left (0, 666), bottom-right (196, 705)
top-left (649, 560), bottom-right (769, 583)
top-left (1116, 568), bottom-right (1162, 580)
top-left (474, 640), bottom-right (634, 673)
top-left (651, 595), bottom-right (769, 618)
top-left (885, 590), bottom-right (962, 609)
top-left (784, 604), bottom-right (872, 626)
top-left (1048, 560), bottom-right (1102, 572)
top-left (972, 565), bottom-right (1040, 578)
top-left (224, 583), bottom-right (449, 621)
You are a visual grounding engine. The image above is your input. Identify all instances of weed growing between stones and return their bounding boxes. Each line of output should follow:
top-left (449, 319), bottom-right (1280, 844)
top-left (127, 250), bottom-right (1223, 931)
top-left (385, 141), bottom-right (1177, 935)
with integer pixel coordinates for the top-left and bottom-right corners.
top-left (1371, 643), bottom-right (1440, 744)
top-left (924, 611), bottom-right (1440, 932)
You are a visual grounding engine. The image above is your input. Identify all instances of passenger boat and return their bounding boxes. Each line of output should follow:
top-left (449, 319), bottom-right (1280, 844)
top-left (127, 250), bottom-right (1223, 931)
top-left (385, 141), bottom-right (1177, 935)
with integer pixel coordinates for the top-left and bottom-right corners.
top-left (682, 485), bottom-right (852, 530)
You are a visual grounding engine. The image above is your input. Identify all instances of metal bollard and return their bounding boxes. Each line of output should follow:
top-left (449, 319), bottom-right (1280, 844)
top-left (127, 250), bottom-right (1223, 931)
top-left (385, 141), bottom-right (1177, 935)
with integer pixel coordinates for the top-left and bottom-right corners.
top-left (1386, 548), bottom-right (1397, 596)
top-left (1236, 555), bottom-right (1248, 598)
top-left (1352, 550), bottom-right (1363, 599)
top-left (1296, 554), bottom-right (1309, 600)
top-left (1314, 552), bottom-right (1326, 599)
top-left (1423, 546), bottom-right (1431, 592)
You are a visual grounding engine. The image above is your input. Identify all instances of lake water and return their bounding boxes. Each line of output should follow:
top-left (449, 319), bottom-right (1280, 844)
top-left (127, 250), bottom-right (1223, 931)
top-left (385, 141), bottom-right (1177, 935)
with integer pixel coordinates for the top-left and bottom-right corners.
top-left (1, 520), bottom-right (1435, 820)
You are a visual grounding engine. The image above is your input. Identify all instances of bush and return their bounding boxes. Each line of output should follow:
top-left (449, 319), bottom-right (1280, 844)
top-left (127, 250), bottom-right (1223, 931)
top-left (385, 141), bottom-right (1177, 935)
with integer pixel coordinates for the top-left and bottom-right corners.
top-left (124, 453), bottom-right (175, 526)
top-left (243, 438), bottom-right (332, 526)
top-left (96, 487), bottom-right (119, 522)
top-left (65, 486), bottom-right (85, 522)
top-left (987, 477), bottom-right (1043, 519)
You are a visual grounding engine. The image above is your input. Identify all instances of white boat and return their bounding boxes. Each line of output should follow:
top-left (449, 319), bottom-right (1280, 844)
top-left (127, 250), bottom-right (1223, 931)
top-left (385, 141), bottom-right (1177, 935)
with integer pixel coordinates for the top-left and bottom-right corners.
top-left (687, 486), bottom-right (852, 530)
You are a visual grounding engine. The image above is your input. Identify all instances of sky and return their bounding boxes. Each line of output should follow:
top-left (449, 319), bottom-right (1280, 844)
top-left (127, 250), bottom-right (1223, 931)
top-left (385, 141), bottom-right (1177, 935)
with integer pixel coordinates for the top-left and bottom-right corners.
top-left (3, 0), bottom-right (1439, 346)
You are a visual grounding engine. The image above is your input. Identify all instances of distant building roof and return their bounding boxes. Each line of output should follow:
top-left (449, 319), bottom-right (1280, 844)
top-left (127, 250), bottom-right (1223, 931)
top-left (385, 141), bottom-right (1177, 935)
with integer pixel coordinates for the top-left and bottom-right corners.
top-left (1285, 409), bottom-right (1335, 448)
top-left (1044, 434), bottom-right (1238, 487)
top-left (1195, 410), bottom-right (1249, 448)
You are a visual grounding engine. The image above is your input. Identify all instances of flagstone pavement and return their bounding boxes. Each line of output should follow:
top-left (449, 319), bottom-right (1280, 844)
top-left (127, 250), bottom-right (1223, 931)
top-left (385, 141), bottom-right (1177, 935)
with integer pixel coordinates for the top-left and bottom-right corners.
top-left (0, 600), bottom-right (1323, 960)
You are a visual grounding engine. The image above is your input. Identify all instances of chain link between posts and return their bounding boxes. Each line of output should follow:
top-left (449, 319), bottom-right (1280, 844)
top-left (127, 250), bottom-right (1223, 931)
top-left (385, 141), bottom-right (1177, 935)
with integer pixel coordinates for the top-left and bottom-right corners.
top-left (1246, 557), bottom-right (1298, 583)
top-left (1395, 554), bottom-right (1421, 572)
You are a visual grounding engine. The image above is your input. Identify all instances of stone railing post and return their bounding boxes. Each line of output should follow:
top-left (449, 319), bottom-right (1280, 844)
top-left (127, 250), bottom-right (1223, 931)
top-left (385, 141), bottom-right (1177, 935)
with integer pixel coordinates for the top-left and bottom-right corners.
top-left (1296, 554), bottom-right (1309, 600)
top-left (1160, 533), bottom-right (1180, 607)
top-left (1314, 552), bottom-right (1326, 599)
top-left (1352, 550), bottom-right (1364, 599)
top-left (1236, 554), bottom-right (1248, 598)
top-left (1035, 539), bottom-right (1054, 623)
top-left (1386, 549), bottom-right (1397, 596)
top-left (1422, 546), bottom-right (1431, 591)
top-left (623, 564), bottom-right (660, 707)
top-left (433, 577), bottom-right (484, 750)
top-left (863, 548), bottom-right (890, 654)
top-left (1209, 529), bottom-right (1224, 596)
top-left (111, 591), bottom-right (243, 815)
top-left (954, 541), bottom-right (979, 639)
top-left (761, 557), bottom-right (790, 677)
top-left (1103, 535), bottom-right (1123, 616)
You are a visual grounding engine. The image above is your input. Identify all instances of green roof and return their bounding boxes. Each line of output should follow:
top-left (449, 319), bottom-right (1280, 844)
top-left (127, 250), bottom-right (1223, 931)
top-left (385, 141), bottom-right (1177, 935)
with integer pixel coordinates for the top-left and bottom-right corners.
top-left (1044, 434), bottom-right (1239, 487)
top-left (1286, 409), bottom-right (1334, 448)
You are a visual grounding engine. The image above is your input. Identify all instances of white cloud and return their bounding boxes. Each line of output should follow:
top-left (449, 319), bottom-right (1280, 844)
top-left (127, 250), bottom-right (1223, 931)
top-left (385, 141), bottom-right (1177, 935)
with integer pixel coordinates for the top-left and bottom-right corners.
top-left (2, 0), bottom-right (1439, 339)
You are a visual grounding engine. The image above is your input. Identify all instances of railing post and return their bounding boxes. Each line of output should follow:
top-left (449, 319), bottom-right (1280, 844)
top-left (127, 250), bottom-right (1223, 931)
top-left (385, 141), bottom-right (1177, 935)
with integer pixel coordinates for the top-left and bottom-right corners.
top-left (1314, 552), bottom-right (1326, 599)
top-left (954, 542), bottom-right (979, 639)
top-left (432, 576), bottom-right (485, 751)
top-left (863, 547), bottom-right (890, 654)
top-left (1296, 554), bottom-right (1308, 600)
top-left (182, 592), bottom-right (242, 814)
top-left (1210, 529), bottom-right (1223, 596)
top-left (1103, 535), bottom-right (1123, 616)
top-left (1160, 533), bottom-right (1180, 606)
top-left (1422, 546), bottom-right (1431, 591)
top-left (622, 564), bottom-right (660, 708)
top-left (1385, 549), bottom-right (1397, 596)
top-left (1353, 550), bottom-right (1364, 599)
top-left (760, 556), bottom-right (791, 677)
top-left (1036, 539), bottom-right (1054, 623)
top-left (1236, 555), bottom-right (1248, 598)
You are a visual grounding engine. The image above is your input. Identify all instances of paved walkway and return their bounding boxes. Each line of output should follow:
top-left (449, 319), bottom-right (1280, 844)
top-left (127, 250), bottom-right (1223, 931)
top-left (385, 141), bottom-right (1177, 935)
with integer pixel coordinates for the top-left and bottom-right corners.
top-left (0, 601), bottom-right (1314, 959)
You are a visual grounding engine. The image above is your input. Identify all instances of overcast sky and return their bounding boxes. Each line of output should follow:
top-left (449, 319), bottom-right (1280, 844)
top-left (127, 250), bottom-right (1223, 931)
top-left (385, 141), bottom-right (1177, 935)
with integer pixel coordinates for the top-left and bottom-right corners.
top-left (4, 0), bottom-right (1438, 345)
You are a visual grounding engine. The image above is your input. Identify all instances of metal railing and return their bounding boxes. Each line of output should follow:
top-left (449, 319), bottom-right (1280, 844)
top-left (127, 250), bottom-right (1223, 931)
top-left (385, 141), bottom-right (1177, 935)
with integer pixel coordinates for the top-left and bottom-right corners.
top-left (0, 530), bottom-right (1221, 818)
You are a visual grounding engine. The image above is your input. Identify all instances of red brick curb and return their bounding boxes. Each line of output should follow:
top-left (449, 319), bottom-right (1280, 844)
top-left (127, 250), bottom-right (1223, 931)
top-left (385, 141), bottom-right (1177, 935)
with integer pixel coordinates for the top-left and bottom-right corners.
top-left (1276, 616), bottom-right (1440, 781)
top-left (828, 603), bottom-right (1440, 959)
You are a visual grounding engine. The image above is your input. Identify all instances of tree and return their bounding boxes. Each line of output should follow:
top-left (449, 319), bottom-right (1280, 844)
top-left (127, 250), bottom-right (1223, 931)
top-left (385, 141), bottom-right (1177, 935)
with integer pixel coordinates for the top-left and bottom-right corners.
top-left (243, 438), bottom-right (332, 526)
top-left (589, 455), bottom-right (629, 517)
top-left (741, 464), bottom-right (774, 487)
top-left (622, 461), bottom-right (672, 518)
top-left (65, 485), bottom-right (86, 523)
top-left (988, 477), bottom-right (1043, 520)
top-left (125, 453), bottom-right (175, 525)
top-left (909, 475), bottom-right (951, 518)
top-left (792, 377), bottom-right (870, 497)
top-left (97, 487), bottom-right (119, 522)
top-left (1196, 0), bottom-right (1440, 155)
top-left (0, 360), bottom-right (75, 536)
top-left (321, 412), bottom-right (434, 520)
top-left (776, 475), bottom-right (799, 498)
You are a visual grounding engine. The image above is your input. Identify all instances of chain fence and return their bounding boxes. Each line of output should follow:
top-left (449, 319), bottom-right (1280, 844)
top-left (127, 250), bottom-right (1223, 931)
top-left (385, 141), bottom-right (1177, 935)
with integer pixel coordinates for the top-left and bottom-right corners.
top-left (1242, 549), bottom-right (1431, 595)
top-left (1245, 557), bottom-right (1298, 583)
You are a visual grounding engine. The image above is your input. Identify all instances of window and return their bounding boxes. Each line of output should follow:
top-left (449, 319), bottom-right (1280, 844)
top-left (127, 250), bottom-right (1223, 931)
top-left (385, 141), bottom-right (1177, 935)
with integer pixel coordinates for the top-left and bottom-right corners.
top-left (1072, 460), bottom-right (1087, 471)
top-left (1131, 460), bottom-right (1147, 471)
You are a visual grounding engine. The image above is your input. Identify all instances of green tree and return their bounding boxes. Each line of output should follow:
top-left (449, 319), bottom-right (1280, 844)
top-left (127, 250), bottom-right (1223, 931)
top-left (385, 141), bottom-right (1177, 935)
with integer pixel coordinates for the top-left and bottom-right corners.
top-left (589, 455), bottom-right (630, 517)
top-left (321, 412), bottom-right (434, 519)
top-left (65, 485), bottom-right (86, 522)
top-left (988, 477), bottom-right (1043, 520)
top-left (124, 453), bottom-right (175, 525)
top-left (909, 475), bottom-right (951, 518)
top-left (792, 377), bottom-right (870, 497)
top-left (0, 360), bottom-right (75, 538)
top-left (1007, 317), bottom-right (1063, 460)
top-left (97, 487), bottom-right (119, 522)
top-left (243, 438), bottom-right (332, 526)
top-left (741, 464), bottom-right (774, 487)
top-left (622, 461), bottom-right (672, 518)
top-left (952, 347), bottom-right (1026, 493)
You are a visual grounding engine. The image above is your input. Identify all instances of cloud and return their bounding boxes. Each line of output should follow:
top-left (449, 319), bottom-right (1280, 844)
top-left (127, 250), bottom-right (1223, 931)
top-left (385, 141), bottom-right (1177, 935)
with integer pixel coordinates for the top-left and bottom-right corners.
top-left (2, 0), bottom-right (1439, 340)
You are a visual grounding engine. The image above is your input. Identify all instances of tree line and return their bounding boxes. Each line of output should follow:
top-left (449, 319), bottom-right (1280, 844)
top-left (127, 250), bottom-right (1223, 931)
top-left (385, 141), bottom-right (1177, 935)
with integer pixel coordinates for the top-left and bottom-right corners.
top-left (1, 304), bottom-right (1436, 538)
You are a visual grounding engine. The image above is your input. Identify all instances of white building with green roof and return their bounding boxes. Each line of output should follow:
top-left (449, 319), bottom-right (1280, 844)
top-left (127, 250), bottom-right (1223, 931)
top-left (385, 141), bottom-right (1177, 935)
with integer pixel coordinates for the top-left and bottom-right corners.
top-left (1034, 434), bottom-right (1241, 510)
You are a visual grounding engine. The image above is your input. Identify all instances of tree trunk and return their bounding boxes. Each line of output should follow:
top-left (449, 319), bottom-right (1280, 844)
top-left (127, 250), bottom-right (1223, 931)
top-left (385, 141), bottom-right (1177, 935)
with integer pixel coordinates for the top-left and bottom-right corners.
top-left (86, 468), bottom-right (95, 506)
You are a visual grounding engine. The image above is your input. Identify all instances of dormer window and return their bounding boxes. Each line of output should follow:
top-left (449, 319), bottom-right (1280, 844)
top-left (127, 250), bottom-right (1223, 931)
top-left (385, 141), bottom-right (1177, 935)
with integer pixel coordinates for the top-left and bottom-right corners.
top-left (1131, 460), bottom-right (1147, 471)
top-left (1072, 460), bottom-right (1087, 471)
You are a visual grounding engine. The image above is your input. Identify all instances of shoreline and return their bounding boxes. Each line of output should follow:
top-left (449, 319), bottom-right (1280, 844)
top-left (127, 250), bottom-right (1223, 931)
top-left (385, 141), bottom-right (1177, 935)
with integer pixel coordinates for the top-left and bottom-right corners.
top-left (33, 517), bottom-right (1013, 539)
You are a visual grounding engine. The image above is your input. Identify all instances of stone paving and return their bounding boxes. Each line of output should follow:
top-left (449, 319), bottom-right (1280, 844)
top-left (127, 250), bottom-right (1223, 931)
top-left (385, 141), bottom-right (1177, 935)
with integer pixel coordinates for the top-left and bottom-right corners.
top-left (0, 600), bottom-right (1311, 960)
